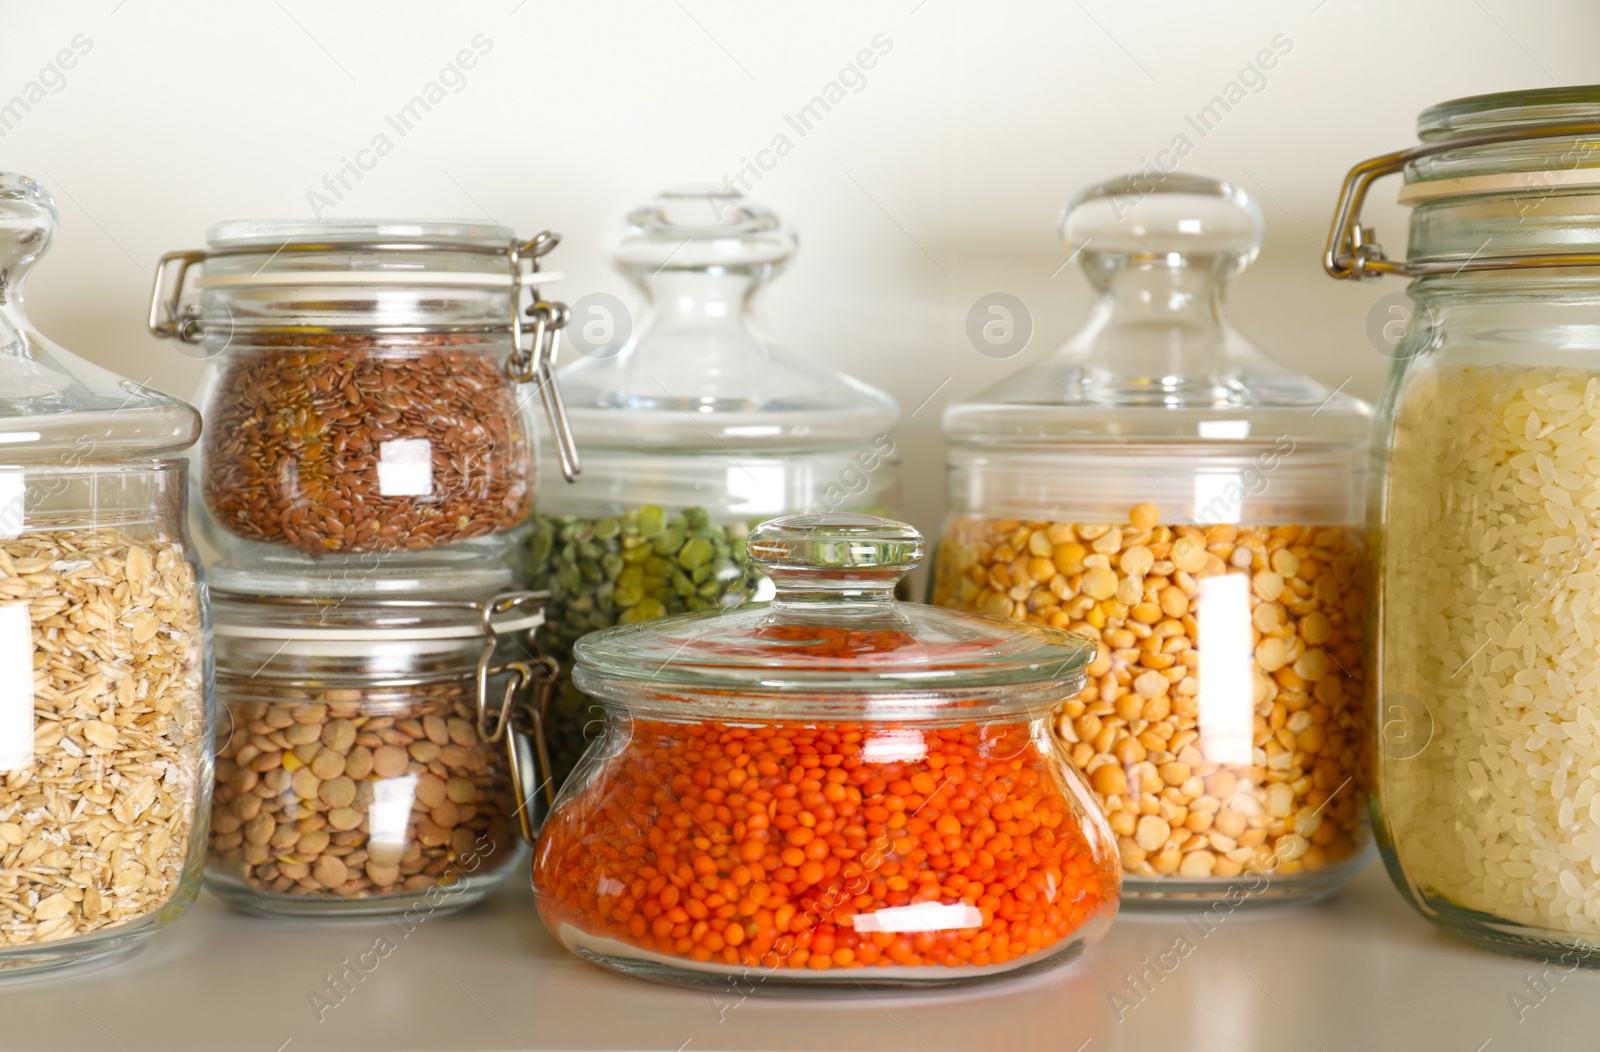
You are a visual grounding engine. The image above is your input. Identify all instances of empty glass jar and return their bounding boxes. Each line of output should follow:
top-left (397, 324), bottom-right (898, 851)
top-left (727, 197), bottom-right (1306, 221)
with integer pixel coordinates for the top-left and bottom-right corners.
top-left (527, 189), bottom-right (899, 784)
top-left (148, 220), bottom-right (580, 595)
top-left (934, 174), bottom-right (1372, 906)
top-left (534, 514), bottom-right (1117, 990)
top-left (0, 173), bottom-right (210, 974)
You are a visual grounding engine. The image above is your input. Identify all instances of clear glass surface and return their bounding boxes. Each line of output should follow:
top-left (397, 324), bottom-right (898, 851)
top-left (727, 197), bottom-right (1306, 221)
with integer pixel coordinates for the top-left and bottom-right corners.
top-left (533, 514), bottom-right (1117, 989)
top-left (935, 175), bottom-right (1372, 906)
top-left (0, 173), bottom-right (210, 975)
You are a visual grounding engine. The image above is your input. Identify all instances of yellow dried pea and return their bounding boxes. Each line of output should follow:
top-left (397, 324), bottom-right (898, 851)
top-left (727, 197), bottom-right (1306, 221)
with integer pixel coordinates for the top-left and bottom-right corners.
top-left (933, 505), bottom-right (1367, 881)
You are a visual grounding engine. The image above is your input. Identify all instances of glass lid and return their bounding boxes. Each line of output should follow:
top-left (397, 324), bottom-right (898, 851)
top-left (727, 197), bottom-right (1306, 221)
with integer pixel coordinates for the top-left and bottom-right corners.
top-left (572, 514), bottom-right (1094, 703)
top-left (0, 172), bottom-right (199, 458)
top-left (945, 173), bottom-right (1369, 450)
top-left (554, 187), bottom-right (898, 451)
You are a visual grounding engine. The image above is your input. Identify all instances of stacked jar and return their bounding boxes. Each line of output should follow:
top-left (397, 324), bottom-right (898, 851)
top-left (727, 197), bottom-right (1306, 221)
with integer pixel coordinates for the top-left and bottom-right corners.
top-left (525, 189), bottom-right (900, 785)
top-left (933, 175), bottom-right (1373, 906)
top-left (0, 173), bottom-right (211, 974)
top-left (148, 220), bottom-right (573, 916)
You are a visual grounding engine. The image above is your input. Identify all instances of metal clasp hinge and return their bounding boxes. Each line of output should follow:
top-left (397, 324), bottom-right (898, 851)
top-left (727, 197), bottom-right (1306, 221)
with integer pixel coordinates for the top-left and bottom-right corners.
top-left (474, 591), bottom-right (559, 844)
top-left (507, 232), bottom-right (581, 483)
top-left (1324, 118), bottom-right (1600, 281)
top-left (148, 250), bottom-right (209, 341)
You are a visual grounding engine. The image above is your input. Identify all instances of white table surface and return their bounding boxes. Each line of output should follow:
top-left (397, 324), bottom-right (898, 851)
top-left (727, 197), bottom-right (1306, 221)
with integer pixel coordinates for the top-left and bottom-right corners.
top-left (5, 859), bottom-right (1590, 1052)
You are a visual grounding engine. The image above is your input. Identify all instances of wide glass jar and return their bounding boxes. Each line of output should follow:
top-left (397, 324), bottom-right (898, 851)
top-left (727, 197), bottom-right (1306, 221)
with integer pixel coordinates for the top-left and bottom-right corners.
top-left (534, 514), bottom-right (1117, 991)
top-left (527, 189), bottom-right (899, 785)
top-left (934, 175), bottom-right (1372, 906)
top-left (0, 173), bottom-right (210, 974)
top-left (206, 589), bottom-right (551, 917)
top-left (148, 221), bottom-right (580, 595)
top-left (1326, 87), bottom-right (1600, 961)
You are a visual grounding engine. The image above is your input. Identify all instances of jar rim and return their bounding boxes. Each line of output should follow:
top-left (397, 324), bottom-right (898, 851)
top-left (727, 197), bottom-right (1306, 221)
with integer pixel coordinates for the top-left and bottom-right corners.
top-left (570, 671), bottom-right (1080, 723)
top-left (1419, 85), bottom-right (1600, 141)
top-left (210, 589), bottom-right (544, 646)
top-left (206, 218), bottom-right (514, 250)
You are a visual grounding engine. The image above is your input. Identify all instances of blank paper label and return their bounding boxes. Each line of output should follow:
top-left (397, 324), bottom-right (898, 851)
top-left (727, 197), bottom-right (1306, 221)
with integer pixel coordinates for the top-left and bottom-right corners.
top-left (0, 471), bottom-right (25, 539)
top-left (377, 439), bottom-right (434, 497)
top-left (0, 603), bottom-right (34, 772)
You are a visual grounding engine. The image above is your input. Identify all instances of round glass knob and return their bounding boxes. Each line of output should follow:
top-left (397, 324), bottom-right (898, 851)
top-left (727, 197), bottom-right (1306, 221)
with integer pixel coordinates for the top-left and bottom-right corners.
top-left (748, 514), bottom-right (922, 599)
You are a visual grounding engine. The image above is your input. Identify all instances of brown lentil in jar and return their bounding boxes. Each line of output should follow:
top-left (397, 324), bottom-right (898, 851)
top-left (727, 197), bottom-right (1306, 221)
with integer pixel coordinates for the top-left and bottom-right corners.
top-left (208, 682), bottom-right (519, 904)
top-left (932, 503), bottom-right (1367, 883)
top-left (202, 335), bottom-right (531, 555)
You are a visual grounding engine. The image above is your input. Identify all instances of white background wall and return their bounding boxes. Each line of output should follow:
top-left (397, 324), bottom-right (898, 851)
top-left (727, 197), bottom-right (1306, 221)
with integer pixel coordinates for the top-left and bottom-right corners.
top-left (3, 0), bottom-right (1598, 541)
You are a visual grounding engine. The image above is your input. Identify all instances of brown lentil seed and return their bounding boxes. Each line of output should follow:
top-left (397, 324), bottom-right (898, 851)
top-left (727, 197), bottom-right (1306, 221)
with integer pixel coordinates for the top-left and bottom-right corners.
top-left (208, 683), bottom-right (514, 903)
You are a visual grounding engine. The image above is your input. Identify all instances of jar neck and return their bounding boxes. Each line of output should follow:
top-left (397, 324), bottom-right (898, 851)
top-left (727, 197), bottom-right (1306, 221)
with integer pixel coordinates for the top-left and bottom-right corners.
top-left (1057, 256), bottom-right (1251, 406)
top-left (630, 269), bottom-right (767, 364)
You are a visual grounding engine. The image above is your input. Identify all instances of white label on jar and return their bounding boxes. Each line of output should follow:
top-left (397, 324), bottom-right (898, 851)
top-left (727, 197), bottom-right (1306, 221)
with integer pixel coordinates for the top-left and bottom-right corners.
top-left (0, 603), bottom-right (34, 771)
top-left (724, 462), bottom-right (786, 516)
top-left (1197, 573), bottom-right (1253, 768)
top-left (862, 729), bottom-right (926, 764)
top-left (368, 773), bottom-right (418, 852)
top-left (0, 471), bottom-right (25, 538)
top-left (852, 902), bottom-right (983, 933)
top-left (1193, 469), bottom-right (1244, 525)
top-left (377, 439), bottom-right (434, 497)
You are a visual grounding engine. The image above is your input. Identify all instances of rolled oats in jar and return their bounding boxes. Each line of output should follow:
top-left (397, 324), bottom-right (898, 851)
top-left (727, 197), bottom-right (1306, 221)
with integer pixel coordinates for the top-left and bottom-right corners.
top-left (205, 590), bottom-right (551, 917)
top-left (934, 174), bottom-right (1373, 906)
top-left (148, 220), bottom-right (581, 593)
top-left (0, 172), bottom-right (211, 975)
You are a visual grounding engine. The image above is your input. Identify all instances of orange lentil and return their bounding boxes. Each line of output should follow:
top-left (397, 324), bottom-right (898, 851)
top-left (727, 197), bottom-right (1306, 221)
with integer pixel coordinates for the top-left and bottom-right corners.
top-left (533, 717), bottom-right (1118, 974)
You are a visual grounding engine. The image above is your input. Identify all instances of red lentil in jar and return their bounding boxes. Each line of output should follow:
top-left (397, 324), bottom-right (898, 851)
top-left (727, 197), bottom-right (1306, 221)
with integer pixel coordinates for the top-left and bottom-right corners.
top-left (532, 514), bottom-right (1118, 989)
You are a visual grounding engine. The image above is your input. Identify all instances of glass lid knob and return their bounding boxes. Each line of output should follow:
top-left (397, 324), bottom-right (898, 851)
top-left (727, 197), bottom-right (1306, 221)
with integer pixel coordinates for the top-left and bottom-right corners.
top-left (0, 173), bottom-right (56, 303)
top-left (748, 514), bottom-right (922, 600)
top-left (607, 186), bottom-right (797, 278)
top-left (1062, 173), bottom-right (1264, 288)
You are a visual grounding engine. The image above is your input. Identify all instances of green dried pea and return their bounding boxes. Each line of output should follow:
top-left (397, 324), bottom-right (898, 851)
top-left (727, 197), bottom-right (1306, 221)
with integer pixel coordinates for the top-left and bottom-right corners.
top-left (524, 505), bottom-right (767, 783)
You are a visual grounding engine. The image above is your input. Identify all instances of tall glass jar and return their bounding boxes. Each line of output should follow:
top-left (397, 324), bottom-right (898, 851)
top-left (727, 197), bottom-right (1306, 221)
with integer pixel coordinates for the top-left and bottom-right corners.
top-left (148, 221), bottom-right (580, 596)
top-left (0, 173), bottom-right (211, 974)
top-left (1325, 87), bottom-right (1600, 961)
top-left (934, 174), bottom-right (1373, 906)
top-left (206, 590), bottom-right (549, 917)
top-left (527, 189), bottom-right (900, 784)
top-left (534, 515), bottom-right (1117, 990)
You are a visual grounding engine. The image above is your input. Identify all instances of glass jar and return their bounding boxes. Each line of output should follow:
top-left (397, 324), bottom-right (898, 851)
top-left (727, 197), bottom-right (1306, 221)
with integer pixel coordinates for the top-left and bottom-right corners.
top-left (205, 589), bottom-right (551, 917)
top-left (1325, 87), bottom-right (1600, 961)
top-left (148, 221), bottom-right (580, 595)
top-left (534, 514), bottom-right (1117, 990)
top-left (527, 189), bottom-right (900, 785)
top-left (933, 174), bottom-right (1373, 907)
top-left (0, 173), bottom-right (210, 974)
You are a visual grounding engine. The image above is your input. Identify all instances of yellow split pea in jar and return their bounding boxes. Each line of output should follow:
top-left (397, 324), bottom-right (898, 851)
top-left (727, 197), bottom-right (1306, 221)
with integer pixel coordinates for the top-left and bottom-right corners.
top-left (934, 174), bottom-right (1373, 906)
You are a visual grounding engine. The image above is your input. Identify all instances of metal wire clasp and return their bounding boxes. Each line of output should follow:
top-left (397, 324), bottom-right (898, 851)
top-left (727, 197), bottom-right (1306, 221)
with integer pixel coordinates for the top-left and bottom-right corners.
top-left (507, 232), bottom-right (582, 483)
top-left (148, 250), bottom-right (209, 341)
top-left (1324, 118), bottom-right (1600, 281)
top-left (474, 591), bottom-right (559, 843)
